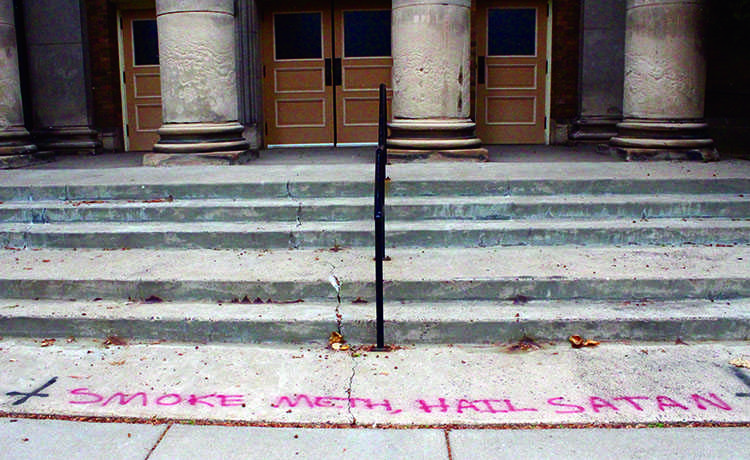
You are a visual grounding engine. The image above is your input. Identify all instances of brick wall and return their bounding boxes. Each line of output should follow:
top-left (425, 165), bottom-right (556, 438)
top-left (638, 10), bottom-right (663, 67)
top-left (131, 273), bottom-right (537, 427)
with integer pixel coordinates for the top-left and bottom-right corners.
top-left (550, 0), bottom-right (580, 123)
top-left (85, 0), bottom-right (124, 150)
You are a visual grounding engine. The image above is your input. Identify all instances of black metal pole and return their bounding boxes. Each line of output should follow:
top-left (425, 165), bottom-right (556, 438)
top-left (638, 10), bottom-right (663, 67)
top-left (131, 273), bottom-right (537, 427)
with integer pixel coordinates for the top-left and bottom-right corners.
top-left (374, 83), bottom-right (387, 350)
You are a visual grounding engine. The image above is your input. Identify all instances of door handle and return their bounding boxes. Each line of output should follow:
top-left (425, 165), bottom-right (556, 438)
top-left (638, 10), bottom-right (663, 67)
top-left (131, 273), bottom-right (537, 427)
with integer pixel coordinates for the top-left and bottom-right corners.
top-left (333, 58), bottom-right (342, 86)
top-left (478, 56), bottom-right (485, 85)
top-left (325, 58), bottom-right (332, 86)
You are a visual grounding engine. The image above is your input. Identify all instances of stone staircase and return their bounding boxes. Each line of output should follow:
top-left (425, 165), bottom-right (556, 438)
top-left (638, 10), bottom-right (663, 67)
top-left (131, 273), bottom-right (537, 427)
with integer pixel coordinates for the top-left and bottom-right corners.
top-left (1, 160), bottom-right (749, 345)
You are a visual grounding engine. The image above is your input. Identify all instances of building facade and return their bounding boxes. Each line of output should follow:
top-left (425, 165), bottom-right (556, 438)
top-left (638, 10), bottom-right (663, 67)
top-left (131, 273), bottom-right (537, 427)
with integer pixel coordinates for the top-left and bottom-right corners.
top-left (1, 0), bottom-right (747, 162)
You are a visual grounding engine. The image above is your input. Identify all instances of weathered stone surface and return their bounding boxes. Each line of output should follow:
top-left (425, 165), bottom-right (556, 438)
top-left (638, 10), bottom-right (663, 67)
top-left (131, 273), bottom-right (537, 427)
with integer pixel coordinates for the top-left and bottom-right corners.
top-left (21, 0), bottom-right (98, 153)
top-left (391, 0), bottom-right (471, 119)
top-left (571, 0), bottom-right (625, 141)
top-left (0, 0), bottom-right (36, 155)
top-left (156, 0), bottom-right (237, 123)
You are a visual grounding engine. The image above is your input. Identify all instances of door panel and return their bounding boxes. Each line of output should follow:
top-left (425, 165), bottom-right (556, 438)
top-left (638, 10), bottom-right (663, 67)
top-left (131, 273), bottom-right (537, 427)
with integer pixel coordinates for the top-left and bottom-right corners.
top-left (122, 9), bottom-right (162, 151)
top-left (476, 1), bottom-right (548, 144)
top-left (261, 0), bottom-right (392, 147)
top-left (335, 4), bottom-right (392, 144)
top-left (262, 5), bottom-right (334, 146)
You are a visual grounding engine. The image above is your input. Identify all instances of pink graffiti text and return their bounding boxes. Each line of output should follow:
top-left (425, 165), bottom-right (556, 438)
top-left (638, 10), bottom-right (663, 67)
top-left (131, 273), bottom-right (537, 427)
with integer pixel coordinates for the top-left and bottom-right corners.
top-left (271, 394), bottom-right (402, 414)
top-left (68, 388), bottom-right (245, 408)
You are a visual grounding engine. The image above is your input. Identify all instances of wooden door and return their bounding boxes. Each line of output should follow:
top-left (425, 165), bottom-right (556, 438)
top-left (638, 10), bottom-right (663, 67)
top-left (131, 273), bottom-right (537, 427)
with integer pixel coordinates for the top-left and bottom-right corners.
top-left (334, 1), bottom-right (392, 145)
top-left (122, 9), bottom-right (162, 151)
top-left (262, 3), bottom-right (334, 146)
top-left (476, 1), bottom-right (548, 144)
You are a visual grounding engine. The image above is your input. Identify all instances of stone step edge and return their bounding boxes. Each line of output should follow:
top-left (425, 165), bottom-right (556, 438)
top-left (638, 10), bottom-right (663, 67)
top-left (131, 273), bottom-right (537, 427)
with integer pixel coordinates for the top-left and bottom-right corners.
top-left (1, 193), bottom-right (748, 207)
top-left (2, 177), bottom-right (748, 201)
top-left (3, 217), bottom-right (750, 232)
top-left (3, 219), bottom-right (750, 250)
top-left (1, 298), bottom-right (748, 344)
top-left (2, 278), bottom-right (750, 303)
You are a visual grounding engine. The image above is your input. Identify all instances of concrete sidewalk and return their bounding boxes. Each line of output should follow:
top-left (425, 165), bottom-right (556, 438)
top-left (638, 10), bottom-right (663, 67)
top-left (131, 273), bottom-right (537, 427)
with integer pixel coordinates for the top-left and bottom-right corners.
top-left (2, 419), bottom-right (750, 460)
top-left (2, 338), bottom-right (750, 458)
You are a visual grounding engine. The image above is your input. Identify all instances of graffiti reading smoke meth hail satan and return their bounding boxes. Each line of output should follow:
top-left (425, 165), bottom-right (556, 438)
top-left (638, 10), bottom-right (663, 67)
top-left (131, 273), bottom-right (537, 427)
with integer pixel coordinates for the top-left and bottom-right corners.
top-left (3, 377), bottom-right (741, 419)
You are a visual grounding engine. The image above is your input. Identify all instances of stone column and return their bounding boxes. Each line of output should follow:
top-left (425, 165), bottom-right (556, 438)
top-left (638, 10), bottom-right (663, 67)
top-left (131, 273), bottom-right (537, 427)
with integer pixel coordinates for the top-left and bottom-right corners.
top-left (388, 0), bottom-right (486, 161)
top-left (22, 0), bottom-right (100, 154)
top-left (149, 0), bottom-right (251, 165)
top-left (0, 0), bottom-right (36, 159)
top-left (610, 0), bottom-right (717, 160)
top-left (570, 0), bottom-right (625, 142)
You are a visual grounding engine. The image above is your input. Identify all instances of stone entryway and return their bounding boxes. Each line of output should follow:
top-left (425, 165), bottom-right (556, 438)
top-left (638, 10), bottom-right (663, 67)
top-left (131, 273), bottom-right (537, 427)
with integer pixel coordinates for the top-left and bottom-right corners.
top-left (260, 0), bottom-right (393, 147)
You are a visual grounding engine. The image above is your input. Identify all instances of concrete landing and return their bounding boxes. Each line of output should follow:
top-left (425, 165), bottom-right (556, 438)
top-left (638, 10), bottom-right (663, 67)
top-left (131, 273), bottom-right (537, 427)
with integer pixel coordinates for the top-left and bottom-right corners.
top-left (2, 338), bottom-right (750, 427)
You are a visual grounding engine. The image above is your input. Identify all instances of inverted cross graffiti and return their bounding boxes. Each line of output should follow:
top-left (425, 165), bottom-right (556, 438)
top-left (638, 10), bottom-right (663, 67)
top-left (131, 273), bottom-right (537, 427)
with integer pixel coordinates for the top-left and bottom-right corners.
top-left (6, 377), bottom-right (58, 406)
top-left (732, 368), bottom-right (750, 398)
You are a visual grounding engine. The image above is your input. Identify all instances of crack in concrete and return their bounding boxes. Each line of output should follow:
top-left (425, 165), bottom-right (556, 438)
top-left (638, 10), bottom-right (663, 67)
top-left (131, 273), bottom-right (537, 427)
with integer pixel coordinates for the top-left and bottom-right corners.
top-left (328, 272), bottom-right (343, 335)
top-left (328, 266), bottom-right (356, 424)
top-left (285, 181), bottom-right (295, 199)
top-left (295, 202), bottom-right (302, 227)
top-left (345, 353), bottom-right (358, 426)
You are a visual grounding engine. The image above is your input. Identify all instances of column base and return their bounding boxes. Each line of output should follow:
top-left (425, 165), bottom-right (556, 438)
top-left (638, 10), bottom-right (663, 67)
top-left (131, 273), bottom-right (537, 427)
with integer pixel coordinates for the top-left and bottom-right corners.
top-left (0, 127), bottom-right (38, 156)
top-left (33, 127), bottom-right (101, 154)
top-left (569, 116), bottom-right (620, 142)
top-left (609, 120), bottom-right (719, 161)
top-left (143, 150), bottom-right (258, 167)
top-left (387, 119), bottom-right (485, 160)
top-left (388, 148), bottom-right (488, 162)
top-left (153, 122), bottom-right (251, 153)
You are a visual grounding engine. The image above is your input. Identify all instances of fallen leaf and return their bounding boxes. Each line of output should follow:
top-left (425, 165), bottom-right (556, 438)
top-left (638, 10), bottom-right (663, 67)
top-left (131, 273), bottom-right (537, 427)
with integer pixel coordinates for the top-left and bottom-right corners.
top-left (40, 338), bottom-right (56, 347)
top-left (675, 337), bottom-right (689, 345)
top-left (730, 357), bottom-right (750, 369)
top-left (140, 195), bottom-right (174, 203)
top-left (104, 336), bottom-right (127, 346)
top-left (505, 335), bottom-right (541, 352)
top-left (143, 295), bottom-right (163, 304)
top-left (352, 297), bottom-right (368, 304)
top-left (109, 360), bottom-right (126, 366)
top-left (329, 331), bottom-right (344, 345)
top-left (328, 331), bottom-right (350, 350)
top-left (68, 200), bottom-right (104, 207)
top-left (511, 295), bottom-right (530, 305)
top-left (569, 335), bottom-right (600, 348)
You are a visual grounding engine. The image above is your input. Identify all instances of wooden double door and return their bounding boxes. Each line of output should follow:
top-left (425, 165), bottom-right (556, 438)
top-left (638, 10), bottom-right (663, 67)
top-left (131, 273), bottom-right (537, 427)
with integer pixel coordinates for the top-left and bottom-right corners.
top-left (261, 1), bottom-right (392, 147)
top-left (476, 0), bottom-right (548, 144)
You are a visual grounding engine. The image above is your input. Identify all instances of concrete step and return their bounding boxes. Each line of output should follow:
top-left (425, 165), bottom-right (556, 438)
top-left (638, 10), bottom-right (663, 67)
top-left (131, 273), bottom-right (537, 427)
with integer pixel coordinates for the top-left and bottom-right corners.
top-left (1, 297), bottom-right (748, 344)
top-left (1, 246), bottom-right (748, 303)
top-left (1, 162), bottom-right (749, 201)
top-left (1, 194), bottom-right (749, 224)
top-left (2, 218), bottom-right (749, 249)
